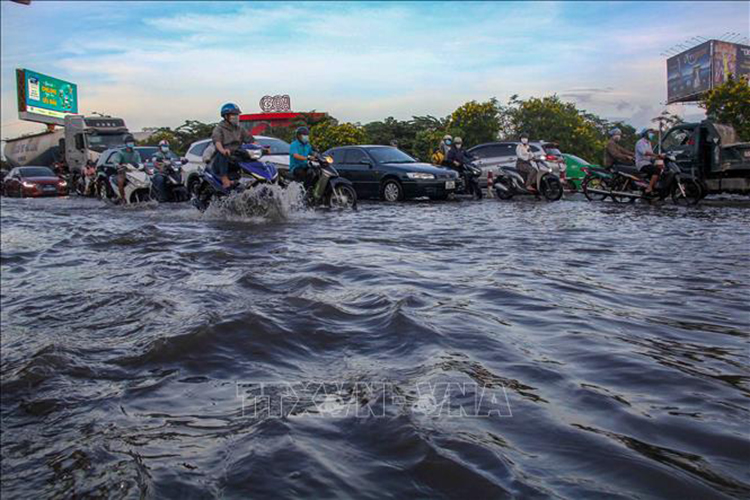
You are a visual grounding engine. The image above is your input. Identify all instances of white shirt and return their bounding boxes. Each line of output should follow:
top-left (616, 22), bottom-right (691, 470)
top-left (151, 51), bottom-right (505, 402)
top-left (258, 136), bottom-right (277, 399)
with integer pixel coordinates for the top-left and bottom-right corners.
top-left (516, 143), bottom-right (533, 162)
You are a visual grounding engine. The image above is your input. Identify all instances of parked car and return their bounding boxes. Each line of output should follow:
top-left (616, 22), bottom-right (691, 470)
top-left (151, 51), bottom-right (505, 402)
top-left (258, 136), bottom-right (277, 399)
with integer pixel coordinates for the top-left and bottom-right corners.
top-left (183, 136), bottom-right (290, 195)
top-left (562, 153), bottom-right (601, 191)
top-left (467, 141), bottom-right (566, 187)
top-left (3, 166), bottom-right (69, 197)
top-left (324, 145), bottom-right (458, 201)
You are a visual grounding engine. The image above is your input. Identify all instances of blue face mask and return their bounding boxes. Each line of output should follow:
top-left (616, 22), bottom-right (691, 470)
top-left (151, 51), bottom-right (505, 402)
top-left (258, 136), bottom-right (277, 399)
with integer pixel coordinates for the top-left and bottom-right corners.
top-left (126, 142), bottom-right (135, 149)
top-left (445, 140), bottom-right (452, 146)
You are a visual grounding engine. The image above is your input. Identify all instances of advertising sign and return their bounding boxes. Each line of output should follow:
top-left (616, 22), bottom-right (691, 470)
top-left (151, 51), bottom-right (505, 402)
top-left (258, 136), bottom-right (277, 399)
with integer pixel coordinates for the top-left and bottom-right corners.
top-left (16, 68), bottom-right (79, 125)
top-left (667, 41), bottom-right (750, 104)
top-left (667, 41), bottom-right (712, 103)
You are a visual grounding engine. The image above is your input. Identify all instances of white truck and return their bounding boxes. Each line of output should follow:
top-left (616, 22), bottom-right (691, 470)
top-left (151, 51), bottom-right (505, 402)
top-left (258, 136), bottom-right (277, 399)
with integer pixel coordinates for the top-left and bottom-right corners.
top-left (4, 115), bottom-right (130, 174)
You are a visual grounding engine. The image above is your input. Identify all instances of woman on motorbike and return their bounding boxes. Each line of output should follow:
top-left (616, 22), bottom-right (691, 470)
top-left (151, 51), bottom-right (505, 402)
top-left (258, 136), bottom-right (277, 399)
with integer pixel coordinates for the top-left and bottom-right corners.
top-left (515, 134), bottom-right (537, 192)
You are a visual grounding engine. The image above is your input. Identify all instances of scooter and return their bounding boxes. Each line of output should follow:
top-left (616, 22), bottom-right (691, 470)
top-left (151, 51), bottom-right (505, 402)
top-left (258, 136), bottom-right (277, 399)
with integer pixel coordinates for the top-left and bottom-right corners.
top-left (452, 160), bottom-right (483, 199)
top-left (301, 152), bottom-right (357, 209)
top-left (148, 157), bottom-right (190, 203)
top-left (96, 163), bottom-right (152, 204)
top-left (581, 154), bottom-right (703, 205)
top-left (493, 159), bottom-right (563, 201)
top-left (192, 144), bottom-right (281, 212)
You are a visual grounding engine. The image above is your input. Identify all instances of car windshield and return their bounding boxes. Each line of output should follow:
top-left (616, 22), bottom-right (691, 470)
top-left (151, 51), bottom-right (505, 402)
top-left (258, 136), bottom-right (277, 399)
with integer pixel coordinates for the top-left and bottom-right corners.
top-left (20, 167), bottom-right (55, 177)
top-left (566, 154), bottom-right (590, 165)
top-left (366, 147), bottom-right (416, 163)
top-left (87, 133), bottom-right (127, 152)
top-left (255, 137), bottom-right (290, 155)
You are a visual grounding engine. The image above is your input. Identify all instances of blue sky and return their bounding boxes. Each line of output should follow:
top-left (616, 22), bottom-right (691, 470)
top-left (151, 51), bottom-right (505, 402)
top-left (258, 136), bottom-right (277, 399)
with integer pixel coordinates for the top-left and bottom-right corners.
top-left (1, 1), bottom-right (748, 138)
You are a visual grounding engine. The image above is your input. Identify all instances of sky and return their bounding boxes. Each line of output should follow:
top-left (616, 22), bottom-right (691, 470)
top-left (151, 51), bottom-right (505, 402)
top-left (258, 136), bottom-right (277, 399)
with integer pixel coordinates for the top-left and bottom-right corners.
top-left (1, 0), bottom-right (748, 140)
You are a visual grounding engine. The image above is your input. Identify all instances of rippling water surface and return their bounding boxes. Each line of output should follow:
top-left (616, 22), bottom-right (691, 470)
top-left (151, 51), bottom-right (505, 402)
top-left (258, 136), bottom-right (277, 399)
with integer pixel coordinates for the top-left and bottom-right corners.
top-left (1, 194), bottom-right (749, 499)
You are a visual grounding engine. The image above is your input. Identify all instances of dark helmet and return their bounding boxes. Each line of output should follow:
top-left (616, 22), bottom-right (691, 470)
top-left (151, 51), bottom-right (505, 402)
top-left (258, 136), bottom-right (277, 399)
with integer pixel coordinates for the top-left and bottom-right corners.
top-left (221, 103), bottom-right (241, 117)
top-left (124, 134), bottom-right (135, 143)
top-left (296, 126), bottom-right (310, 136)
top-left (520, 132), bottom-right (529, 140)
top-left (390, 139), bottom-right (399, 147)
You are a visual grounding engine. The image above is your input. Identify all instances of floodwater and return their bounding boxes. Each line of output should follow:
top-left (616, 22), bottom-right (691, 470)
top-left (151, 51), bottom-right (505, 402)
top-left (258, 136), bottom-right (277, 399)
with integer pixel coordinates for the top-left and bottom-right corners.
top-left (1, 193), bottom-right (749, 499)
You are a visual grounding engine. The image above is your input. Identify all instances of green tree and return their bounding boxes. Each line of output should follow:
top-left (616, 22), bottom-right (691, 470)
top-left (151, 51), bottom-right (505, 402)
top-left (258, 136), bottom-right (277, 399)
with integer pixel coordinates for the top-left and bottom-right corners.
top-left (310, 121), bottom-right (367, 153)
top-left (701, 75), bottom-right (750, 141)
top-left (447, 98), bottom-right (501, 146)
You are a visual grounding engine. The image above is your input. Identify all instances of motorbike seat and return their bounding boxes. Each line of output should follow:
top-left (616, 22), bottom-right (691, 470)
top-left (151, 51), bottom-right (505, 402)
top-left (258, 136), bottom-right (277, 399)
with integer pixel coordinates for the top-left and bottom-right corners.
top-left (611, 164), bottom-right (640, 177)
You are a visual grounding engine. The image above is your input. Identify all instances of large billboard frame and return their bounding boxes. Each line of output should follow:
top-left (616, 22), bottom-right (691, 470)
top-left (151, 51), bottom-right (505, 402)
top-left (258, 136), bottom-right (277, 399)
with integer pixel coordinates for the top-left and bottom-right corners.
top-left (16, 68), bottom-right (79, 126)
top-left (667, 40), bottom-right (750, 104)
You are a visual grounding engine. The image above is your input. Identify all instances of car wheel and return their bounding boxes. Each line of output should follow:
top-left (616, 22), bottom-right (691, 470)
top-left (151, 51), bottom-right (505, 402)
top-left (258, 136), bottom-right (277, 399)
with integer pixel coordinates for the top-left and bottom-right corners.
top-left (381, 179), bottom-right (403, 202)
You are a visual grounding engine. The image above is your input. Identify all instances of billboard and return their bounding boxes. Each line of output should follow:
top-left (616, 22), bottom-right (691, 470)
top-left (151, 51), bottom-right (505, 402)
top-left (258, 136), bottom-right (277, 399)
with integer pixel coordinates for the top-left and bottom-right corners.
top-left (667, 40), bottom-right (750, 104)
top-left (16, 68), bottom-right (79, 125)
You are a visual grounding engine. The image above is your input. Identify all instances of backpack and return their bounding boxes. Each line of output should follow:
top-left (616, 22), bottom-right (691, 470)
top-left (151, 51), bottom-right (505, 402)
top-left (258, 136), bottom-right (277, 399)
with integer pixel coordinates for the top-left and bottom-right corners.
top-left (431, 149), bottom-right (445, 166)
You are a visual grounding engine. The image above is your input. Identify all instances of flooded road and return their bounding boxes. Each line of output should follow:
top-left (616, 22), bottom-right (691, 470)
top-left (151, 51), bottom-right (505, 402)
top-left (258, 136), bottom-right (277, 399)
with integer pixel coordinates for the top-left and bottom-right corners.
top-left (1, 195), bottom-right (749, 499)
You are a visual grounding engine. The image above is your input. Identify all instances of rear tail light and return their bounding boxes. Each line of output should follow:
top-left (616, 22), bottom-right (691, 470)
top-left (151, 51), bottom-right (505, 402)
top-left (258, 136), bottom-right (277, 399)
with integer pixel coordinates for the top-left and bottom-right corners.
top-left (581, 168), bottom-right (589, 174)
top-left (545, 154), bottom-right (562, 162)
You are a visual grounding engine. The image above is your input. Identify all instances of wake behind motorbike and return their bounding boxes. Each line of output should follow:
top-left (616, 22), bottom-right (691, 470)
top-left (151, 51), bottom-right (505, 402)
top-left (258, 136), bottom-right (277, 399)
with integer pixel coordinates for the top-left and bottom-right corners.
top-left (581, 154), bottom-right (703, 205)
top-left (148, 157), bottom-right (189, 203)
top-left (493, 159), bottom-right (563, 201)
top-left (96, 163), bottom-right (152, 204)
top-left (299, 152), bottom-right (357, 209)
top-left (192, 144), bottom-right (281, 212)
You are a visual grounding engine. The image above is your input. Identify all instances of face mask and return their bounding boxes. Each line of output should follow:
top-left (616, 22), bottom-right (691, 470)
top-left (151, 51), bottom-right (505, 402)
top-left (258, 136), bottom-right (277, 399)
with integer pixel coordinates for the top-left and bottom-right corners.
top-left (614, 135), bottom-right (621, 142)
top-left (456, 143), bottom-right (462, 149)
top-left (160, 146), bottom-right (169, 153)
top-left (521, 138), bottom-right (528, 145)
top-left (301, 135), bottom-right (310, 144)
top-left (228, 115), bottom-right (239, 125)
top-left (445, 140), bottom-right (452, 146)
top-left (126, 142), bottom-right (135, 149)
top-left (648, 134), bottom-right (654, 141)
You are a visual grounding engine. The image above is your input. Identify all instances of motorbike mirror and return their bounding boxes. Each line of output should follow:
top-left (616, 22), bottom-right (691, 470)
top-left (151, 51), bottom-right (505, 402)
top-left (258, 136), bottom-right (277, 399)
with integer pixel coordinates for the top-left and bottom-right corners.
top-left (181, 158), bottom-right (188, 165)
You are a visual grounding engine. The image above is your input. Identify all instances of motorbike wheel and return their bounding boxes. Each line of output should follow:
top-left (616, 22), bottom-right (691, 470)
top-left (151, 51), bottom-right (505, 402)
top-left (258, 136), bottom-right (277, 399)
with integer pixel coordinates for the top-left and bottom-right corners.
top-left (131, 190), bottom-right (151, 204)
top-left (582, 176), bottom-right (610, 202)
top-left (540, 175), bottom-right (563, 201)
top-left (610, 176), bottom-right (636, 204)
top-left (672, 179), bottom-right (702, 206)
top-left (494, 177), bottom-right (514, 200)
top-left (327, 184), bottom-right (357, 209)
top-left (97, 179), bottom-right (111, 201)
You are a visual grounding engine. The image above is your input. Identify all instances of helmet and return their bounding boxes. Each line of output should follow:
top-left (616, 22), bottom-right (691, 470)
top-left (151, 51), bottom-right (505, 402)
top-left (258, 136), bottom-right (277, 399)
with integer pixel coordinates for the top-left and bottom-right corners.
top-left (220, 103), bottom-right (241, 117)
top-left (609, 128), bottom-right (622, 137)
top-left (443, 134), bottom-right (452, 141)
top-left (124, 134), bottom-right (135, 143)
top-left (158, 139), bottom-right (170, 147)
top-left (640, 128), bottom-right (653, 138)
top-left (390, 139), bottom-right (399, 147)
top-left (454, 137), bottom-right (463, 144)
top-left (296, 126), bottom-right (310, 136)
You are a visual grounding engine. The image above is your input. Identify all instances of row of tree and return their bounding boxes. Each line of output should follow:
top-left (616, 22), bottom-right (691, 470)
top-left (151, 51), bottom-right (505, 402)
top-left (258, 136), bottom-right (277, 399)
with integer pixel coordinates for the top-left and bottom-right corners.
top-left (140, 76), bottom-right (749, 164)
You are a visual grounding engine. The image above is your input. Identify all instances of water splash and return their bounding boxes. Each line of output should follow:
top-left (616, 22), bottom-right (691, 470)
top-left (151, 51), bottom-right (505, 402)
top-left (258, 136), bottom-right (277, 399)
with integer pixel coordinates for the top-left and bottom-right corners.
top-left (203, 182), bottom-right (307, 222)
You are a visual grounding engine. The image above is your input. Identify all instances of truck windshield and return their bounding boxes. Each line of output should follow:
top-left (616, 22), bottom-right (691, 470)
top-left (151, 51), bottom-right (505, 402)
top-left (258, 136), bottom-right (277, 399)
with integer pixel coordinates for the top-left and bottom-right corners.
top-left (88, 134), bottom-right (127, 152)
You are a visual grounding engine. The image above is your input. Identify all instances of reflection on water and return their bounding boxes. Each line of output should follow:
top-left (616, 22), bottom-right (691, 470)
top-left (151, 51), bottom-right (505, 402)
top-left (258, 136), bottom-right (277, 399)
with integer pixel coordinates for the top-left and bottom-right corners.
top-left (1, 195), bottom-right (749, 499)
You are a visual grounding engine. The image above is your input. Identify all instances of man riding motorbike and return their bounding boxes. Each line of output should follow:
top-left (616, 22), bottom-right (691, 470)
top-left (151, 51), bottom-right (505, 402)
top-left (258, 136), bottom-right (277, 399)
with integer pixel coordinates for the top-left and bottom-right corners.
top-left (150, 139), bottom-right (173, 202)
top-left (211, 103), bottom-right (253, 189)
top-left (446, 137), bottom-right (482, 198)
top-left (635, 128), bottom-right (662, 196)
top-left (515, 134), bottom-right (537, 191)
top-left (289, 126), bottom-right (314, 188)
top-left (83, 159), bottom-right (97, 196)
top-left (603, 128), bottom-right (635, 170)
top-left (110, 134), bottom-right (142, 202)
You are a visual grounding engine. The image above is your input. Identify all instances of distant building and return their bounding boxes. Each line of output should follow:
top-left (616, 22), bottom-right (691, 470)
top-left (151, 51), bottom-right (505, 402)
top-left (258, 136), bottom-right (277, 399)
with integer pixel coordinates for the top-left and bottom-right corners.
top-left (240, 112), bottom-right (328, 135)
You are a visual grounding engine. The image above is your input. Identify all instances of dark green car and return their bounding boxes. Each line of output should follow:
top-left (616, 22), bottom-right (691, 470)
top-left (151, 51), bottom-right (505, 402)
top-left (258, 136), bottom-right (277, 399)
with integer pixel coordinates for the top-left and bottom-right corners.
top-left (563, 153), bottom-right (601, 190)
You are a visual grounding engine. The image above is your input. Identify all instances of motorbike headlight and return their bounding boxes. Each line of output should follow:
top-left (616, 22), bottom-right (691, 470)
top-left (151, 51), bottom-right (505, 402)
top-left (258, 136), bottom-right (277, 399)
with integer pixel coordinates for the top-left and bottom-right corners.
top-left (248, 150), bottom-right (262, 160)
top-left (58, 180), bottom-right (67, 187)
top-left (406, 172), bottom-right (435, 180)
top-left (325, 156), bottom-right (334, 164)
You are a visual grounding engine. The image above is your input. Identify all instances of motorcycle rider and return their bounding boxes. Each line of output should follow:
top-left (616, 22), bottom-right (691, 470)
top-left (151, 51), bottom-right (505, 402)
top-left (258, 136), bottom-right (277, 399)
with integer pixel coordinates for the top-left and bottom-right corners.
top-left (83, 159), bottom-right (97, 196)
top-left (150, 139), bottom-right (174, 202)
top-left (289, 126), bottom-right (314, 187)
top-left (432, 135), bottom-right (452, 166)
top-left (110, 134), bottom-right (142, 202)
top-left (604, 128), bottom-right (635, 170)
top-left (516, 134), bottom-right (537, 191)
top-left (447, 137), bottom-right (481, 198)
top-left (211, 103), bottom-right (253, 190)
top-left (635, 128), bottom-right (661, 196)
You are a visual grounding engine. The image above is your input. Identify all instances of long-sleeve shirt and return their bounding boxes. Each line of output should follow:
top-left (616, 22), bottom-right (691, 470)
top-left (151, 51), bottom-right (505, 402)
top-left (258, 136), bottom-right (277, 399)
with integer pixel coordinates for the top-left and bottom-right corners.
top-left (635, 138), bottom-right (654, 168)
top-left (604, 139), bottom-right (633, 167)
top-left (516, 143), bottom-right (533, 162)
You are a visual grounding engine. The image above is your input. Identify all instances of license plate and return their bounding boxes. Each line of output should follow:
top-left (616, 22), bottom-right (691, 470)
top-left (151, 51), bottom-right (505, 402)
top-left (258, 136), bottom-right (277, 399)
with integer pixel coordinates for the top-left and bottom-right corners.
top-left (744, 150), bottom-right (750, 158)
top-left (445, 181), bottom-right (455, 190)
top-left (44, 185), bottom-right (56, 191)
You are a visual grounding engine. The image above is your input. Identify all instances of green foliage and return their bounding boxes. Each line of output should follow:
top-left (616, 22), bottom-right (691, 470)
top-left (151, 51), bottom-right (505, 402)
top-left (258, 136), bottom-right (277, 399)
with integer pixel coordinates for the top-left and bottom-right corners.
top-left (448, 98), bottom-right (501, 146)
top-left (137, 120), bottom-right (217, 155)
top-left (310, 121), bottom-right (367, 153)
top-left (701, 75), bottom-right (750, 141)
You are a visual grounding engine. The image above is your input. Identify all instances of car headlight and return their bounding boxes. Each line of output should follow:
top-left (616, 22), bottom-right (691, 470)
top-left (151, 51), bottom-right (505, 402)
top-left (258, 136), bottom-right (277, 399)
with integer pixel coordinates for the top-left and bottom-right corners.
top-left (58, 180), bottom-right (67, 187)
top-left (406, 172), bottom-right (435, 180)
top-left (21, 181), bottom-right (35, 188)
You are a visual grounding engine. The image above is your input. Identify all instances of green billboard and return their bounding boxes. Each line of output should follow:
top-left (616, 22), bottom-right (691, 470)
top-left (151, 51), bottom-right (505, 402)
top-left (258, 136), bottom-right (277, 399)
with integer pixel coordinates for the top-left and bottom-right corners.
top-left (16, 68), bottom-right (78, 124)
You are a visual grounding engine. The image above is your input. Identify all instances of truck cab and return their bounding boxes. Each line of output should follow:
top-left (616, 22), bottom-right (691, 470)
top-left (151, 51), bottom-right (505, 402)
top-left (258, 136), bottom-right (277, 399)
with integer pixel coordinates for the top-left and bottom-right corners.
top-left (64, 116), bottom-right (130, 173)
top-left (661, 121), bottom-right (750, 195)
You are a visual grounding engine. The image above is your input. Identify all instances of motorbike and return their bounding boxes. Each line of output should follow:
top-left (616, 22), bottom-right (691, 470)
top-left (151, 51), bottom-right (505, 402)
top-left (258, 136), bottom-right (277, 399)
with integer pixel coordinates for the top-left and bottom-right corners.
top-left (299, 152), bottom-right (357, 209)
top-left (148, 157), bottom-right (190, 203)
top-left (581, 154), bottom-right (703, 205)
top-left (192, 144), bottom-right (281, 212)
top-left (452, 160), bottom-right (483, 199)
top-left (96, 163), bottom-right (152, 204)
top-left (492, 159), bottom-right (563, 201)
